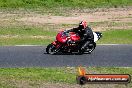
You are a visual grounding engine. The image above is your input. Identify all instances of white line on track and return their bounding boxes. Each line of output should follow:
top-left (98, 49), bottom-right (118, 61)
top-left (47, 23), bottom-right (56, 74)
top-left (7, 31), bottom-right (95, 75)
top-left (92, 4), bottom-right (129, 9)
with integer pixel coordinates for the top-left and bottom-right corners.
top-left (98, 44), bottom-right (120, 45)
top-left (15, 44), bottom-right (131, 46)
top-left (98, 44), bottom-right (131, 45)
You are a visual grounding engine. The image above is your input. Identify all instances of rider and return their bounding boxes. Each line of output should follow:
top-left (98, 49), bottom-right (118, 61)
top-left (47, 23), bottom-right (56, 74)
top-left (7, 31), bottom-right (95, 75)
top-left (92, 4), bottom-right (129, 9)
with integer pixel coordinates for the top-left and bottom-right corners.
top-left (66, 21), bottom-right (94, 51)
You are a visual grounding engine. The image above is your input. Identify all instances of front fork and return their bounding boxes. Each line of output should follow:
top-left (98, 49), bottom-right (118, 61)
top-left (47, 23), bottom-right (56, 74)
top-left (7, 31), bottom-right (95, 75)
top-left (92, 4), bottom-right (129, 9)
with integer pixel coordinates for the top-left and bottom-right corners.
top-left (51, 41), bottom-right (62, 53)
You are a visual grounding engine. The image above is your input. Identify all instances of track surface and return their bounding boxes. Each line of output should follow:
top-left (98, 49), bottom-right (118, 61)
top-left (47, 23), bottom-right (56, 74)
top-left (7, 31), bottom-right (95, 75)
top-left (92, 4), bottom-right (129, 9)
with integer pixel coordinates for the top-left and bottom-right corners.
top-left (0, 45), bottom-right (132, 67)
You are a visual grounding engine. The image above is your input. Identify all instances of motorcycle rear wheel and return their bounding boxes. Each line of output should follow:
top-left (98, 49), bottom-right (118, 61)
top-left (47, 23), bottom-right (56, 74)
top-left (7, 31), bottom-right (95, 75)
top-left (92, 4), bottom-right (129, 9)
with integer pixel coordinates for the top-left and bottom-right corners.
top-left (86, 43), bottom-right (96, 54)
top-left (46, 44), bottom-right (56, 55)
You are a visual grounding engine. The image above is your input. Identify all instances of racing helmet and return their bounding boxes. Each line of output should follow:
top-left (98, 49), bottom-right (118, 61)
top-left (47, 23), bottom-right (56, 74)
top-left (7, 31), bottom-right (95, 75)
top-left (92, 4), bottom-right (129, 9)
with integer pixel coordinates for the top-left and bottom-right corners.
top-left (79, 21), bottom-right (87, 29)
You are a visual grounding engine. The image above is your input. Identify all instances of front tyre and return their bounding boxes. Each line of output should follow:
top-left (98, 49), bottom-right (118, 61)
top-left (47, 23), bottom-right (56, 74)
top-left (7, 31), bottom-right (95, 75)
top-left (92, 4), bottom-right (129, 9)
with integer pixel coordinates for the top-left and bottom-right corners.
top-left (46, 44), bottom-right (56, 55)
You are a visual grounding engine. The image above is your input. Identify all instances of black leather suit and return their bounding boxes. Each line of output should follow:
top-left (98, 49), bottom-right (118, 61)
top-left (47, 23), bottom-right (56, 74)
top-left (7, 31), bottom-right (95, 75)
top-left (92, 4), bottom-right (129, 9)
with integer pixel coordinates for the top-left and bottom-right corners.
top-left (67, 26), bottom-right (94, 50)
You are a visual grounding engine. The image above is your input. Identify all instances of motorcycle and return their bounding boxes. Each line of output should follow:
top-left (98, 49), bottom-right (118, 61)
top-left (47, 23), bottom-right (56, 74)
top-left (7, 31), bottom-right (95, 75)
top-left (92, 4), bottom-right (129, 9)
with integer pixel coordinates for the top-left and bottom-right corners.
top-left (46, 30), bottom-right (102, 55)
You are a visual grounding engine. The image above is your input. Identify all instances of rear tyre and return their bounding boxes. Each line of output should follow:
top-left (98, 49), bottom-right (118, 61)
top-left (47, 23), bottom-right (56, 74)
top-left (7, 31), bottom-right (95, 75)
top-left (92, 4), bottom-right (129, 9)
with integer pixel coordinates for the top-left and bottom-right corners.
top-left (46, 44), bottom-right (56, 55)
top-left (86, 42), bottom-right (96, 54)
top-left (78, 49), bottom-right (84, 55)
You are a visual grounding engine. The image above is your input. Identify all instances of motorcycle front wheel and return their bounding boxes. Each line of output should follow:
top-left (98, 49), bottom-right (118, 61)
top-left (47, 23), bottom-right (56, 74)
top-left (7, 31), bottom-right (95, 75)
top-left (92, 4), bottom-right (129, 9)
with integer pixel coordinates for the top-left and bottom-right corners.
top-left (46, 44), bottom-right (56, 55)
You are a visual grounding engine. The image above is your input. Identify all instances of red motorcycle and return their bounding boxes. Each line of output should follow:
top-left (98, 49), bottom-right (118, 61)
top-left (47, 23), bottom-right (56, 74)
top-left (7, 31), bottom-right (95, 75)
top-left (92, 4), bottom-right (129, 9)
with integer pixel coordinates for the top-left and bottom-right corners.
top-left (46, 30), bottom-right (102, 54)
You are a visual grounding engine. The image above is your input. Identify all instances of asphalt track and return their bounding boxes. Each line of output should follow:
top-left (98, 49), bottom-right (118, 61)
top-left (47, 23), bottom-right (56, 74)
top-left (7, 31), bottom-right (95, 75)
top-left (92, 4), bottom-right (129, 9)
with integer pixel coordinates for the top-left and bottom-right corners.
top-left (0, 45), bottom-right (132, 67)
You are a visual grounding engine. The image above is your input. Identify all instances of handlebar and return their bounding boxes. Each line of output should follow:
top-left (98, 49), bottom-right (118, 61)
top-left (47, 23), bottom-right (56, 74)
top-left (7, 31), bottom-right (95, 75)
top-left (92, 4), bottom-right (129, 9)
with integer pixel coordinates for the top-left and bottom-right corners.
top-left (63, 30), bottom-right (70, 37)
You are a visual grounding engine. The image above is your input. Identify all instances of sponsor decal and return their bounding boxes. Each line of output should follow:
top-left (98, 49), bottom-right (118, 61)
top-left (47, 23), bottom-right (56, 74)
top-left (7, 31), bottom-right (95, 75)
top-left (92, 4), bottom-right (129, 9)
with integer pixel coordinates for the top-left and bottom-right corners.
top-left (76, 67), bottom-right (131, 85)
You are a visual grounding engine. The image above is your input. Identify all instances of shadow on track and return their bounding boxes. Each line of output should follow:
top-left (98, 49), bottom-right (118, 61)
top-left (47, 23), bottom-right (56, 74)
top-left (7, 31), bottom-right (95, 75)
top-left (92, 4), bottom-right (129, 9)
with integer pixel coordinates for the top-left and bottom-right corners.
top-left (43, 52), bottom-right (91, 55)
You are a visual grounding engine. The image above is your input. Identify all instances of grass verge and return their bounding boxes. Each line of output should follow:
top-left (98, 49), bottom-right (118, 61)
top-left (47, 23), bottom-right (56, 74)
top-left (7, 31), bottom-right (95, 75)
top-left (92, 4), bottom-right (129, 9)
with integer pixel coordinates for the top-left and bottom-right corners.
top-left (97, 29), bottom-right (132, 44)
top-left (0, 0), bottom-right (131, 9)
top-left (0, 67), bottom-right (131, 88)
top-left (0, 28), bottom-right (132, 45)
top-left (0, 27), bottom-right (56, 46)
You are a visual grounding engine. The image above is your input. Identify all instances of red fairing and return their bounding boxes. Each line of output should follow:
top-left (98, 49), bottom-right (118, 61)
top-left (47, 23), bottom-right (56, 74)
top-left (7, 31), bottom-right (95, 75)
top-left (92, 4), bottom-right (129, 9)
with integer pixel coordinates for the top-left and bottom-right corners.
top-left (56, 31), bottom-right (67, 43)
top-left (56, 31), bottom-right (80, 43)
top-left (52, 41), bottom-right (57, 45)
top-left (70, 32), bottom-right (80, 42)
top-left (52, 41), bottom-right (61, 48)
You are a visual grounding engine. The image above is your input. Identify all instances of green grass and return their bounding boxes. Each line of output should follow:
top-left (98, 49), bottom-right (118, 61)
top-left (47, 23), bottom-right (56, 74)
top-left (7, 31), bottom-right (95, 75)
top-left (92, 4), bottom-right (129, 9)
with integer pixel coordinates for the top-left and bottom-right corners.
top-left (0, 27), bottom-right (57, 36)
top-left (0, 67), bottom-right (131, 87)
top-left (0, 27), bottom-right (56, 45)
top-left (0, 37), bottom-right (53, 46)
top-left (0, 68), bottom-right (75, 83)
top-left (0, 67), bottom-right (76, 88)
top-left (97, 29), bottom-right (132, 44)
top-left (0, 27), bottom-right (132, 45)
top-left (0, 0), bottom-right (131, 9)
